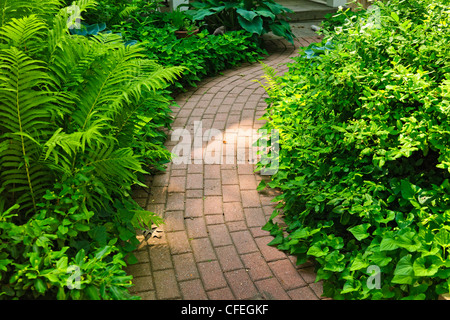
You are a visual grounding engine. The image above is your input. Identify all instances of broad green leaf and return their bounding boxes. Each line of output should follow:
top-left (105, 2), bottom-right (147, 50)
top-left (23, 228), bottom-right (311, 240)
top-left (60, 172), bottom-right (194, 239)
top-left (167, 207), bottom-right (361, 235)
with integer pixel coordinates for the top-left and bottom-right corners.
top-left (341, 278), bottom-right (361, 294)
top-left (34, 278), bottom-right (47, 294)
top-left (307, 243), bottom-right (328, 257)
top-left (192, 9), bottom-right (217, 21)
top-left (94, 245), bottom-right (112, 260)
top-left (237, 15), bottom-right (263, 35)
top-left (56, 256), bottom-right (68, 270)
top-left (263, 1), bottom-right (290, 15)
top-left (255, 7), bottom-right (275, 20)
top-left (435, 228), bottom-right (450, 248)
top-left (236, 8), bottom-right (258, 21)
top-left (268, 234), bottom-right (283, 246)
top-left (58, 225), bottom-right (68, 235)
top-left (380, 234), bottom-right (399, 251)
top-left (392, 254), bottom-right (414, 284)
top-left (369, 251), bottom-right (392, 267)
top-left (395, 231), bottom-right (422, 252)
top-left (348, 223), bottom-right (371, 241)
top-left (413, 256), bottom-right (441, 277)
top-left (350, 253), bottom-right (369, 271)
top-left (57, 287), bottom-right (66, 300)
top-left (85, 285), bottom-right (101, 300)
top-left (400, 179), bottom-right (419, 200)
top-left (323, 251), bottom-right (346, 272)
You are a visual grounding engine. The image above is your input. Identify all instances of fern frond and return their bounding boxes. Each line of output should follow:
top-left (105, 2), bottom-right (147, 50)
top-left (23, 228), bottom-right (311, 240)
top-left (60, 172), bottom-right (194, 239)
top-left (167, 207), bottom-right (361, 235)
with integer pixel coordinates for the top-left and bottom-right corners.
top-left (42, 119), bottom-right (109, 176)
top-left (85, 146), bottom-right (147, 202)
top-left (48, 0), bottom-right (97, 55)
top-left (255, 62), bottom-right (280, 95)
top-left (0, 0), bottom-right (63, 26)
top-left (119, 6), bottom-right (138, 19)
top-left (0, 47), bottom-right (56, 214)
top-left (0, 15), bottom-right (47, 55)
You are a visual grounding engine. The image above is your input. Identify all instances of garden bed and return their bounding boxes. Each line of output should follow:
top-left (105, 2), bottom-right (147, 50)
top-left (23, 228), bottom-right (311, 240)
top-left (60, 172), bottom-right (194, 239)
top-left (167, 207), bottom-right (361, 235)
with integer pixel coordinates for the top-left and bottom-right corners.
top-left (258, 0), bottom-right (450, 300)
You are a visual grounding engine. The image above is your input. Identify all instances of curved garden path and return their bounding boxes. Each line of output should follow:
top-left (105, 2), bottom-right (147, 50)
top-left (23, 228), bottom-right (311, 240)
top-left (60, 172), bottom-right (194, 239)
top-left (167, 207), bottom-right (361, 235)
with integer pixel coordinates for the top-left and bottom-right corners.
top-left (128, 35), bottom-right (326, 300)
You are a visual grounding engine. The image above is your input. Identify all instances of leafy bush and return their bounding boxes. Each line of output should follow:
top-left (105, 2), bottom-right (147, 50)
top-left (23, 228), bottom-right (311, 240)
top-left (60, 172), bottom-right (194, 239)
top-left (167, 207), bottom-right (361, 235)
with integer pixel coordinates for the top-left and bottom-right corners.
top-left (115, 10), bottom-right (266, 90)
top-left (0, 0), bottom-right (182, 299)
top-left (81, 0), bottom-right (166, 26)
top-left (185, 0), bottom-right (295, 44)
top-left (258, 0), bottom-right (450, 299)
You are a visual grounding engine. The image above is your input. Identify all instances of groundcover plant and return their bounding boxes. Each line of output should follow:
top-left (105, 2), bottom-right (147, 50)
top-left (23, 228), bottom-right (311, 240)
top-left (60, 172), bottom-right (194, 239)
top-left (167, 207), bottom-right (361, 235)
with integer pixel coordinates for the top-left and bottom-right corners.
top-left (258, 0), bottom-right (450, 299)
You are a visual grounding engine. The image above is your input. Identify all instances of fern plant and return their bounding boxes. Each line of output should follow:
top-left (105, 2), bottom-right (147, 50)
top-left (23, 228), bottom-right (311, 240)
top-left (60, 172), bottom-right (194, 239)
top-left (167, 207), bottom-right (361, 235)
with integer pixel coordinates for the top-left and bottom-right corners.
top-left (0, 0), bottom-right (183, 216)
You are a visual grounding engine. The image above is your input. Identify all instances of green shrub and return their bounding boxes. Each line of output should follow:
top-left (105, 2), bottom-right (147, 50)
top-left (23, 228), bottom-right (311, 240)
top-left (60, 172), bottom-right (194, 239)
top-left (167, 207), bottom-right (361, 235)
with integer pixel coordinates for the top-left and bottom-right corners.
top-left (0, 0), bottom-right (182, 299)
top-left (114, 10), bottom-right (266, 90)
top-left (258, 0), bottom-right (450, 299)
top-left (80, 0), bottom-right (166, 26)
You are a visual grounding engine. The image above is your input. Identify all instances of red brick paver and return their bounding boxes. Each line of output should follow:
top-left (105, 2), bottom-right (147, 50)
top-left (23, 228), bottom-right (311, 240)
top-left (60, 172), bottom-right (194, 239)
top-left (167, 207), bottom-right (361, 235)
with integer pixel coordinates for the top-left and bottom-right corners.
top-left (129, 36), bottom-right (326, 300)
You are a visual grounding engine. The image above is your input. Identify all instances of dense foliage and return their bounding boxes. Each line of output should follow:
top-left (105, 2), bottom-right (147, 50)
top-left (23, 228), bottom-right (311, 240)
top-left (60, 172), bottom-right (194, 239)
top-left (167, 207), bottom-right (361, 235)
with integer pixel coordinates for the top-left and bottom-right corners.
top-left (0, 0), bottom-right (183, 299)
top-left (113, 7), bottom-right (267, 90)
top-left (258, 0), bottom-right (450, 299)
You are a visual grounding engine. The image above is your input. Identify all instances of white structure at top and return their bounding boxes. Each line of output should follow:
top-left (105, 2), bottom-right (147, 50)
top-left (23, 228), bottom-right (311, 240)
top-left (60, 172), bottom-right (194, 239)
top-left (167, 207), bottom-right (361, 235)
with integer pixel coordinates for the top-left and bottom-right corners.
top-left (326, 0), bottom-right (347, 7)
top-left (171, 0), bottom-right (189, 11)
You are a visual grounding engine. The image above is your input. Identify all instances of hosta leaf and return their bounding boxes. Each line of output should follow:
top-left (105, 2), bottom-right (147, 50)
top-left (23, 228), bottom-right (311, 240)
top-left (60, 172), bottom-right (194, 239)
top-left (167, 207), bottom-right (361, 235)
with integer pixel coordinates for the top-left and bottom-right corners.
top-left (269, 23), bottom-right (294, 44)
top-left (191, 9), bottom-right (217, 21)
top-left (236, 8), bottom-right (258, 21)
top-left (255, 7), bottom-right (276, 20)
top-left (237, 15), bottom-right (263, 35)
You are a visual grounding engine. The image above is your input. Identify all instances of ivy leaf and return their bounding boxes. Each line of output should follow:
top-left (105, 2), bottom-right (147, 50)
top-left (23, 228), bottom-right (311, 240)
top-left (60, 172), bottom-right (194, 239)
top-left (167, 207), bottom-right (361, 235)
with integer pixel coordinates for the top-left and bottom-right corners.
top-left (348, 223), bottom-right (371, 241)
top-left (395, 230), bottom-right (422, 252)
top-left (323, 250), bottom-right (346, 272)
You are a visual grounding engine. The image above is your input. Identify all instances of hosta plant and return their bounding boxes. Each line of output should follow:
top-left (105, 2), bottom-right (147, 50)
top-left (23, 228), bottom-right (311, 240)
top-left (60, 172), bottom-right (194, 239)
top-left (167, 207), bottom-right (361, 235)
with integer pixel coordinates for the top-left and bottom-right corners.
top-left (185, 0), bottom-right (295, 44)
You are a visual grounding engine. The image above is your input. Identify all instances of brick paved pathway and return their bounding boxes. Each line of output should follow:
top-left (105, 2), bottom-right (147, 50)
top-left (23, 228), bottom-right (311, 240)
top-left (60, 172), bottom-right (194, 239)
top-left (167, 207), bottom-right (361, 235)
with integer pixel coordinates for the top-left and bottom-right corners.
top-left (128, 35), bottom-right (325, 300)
